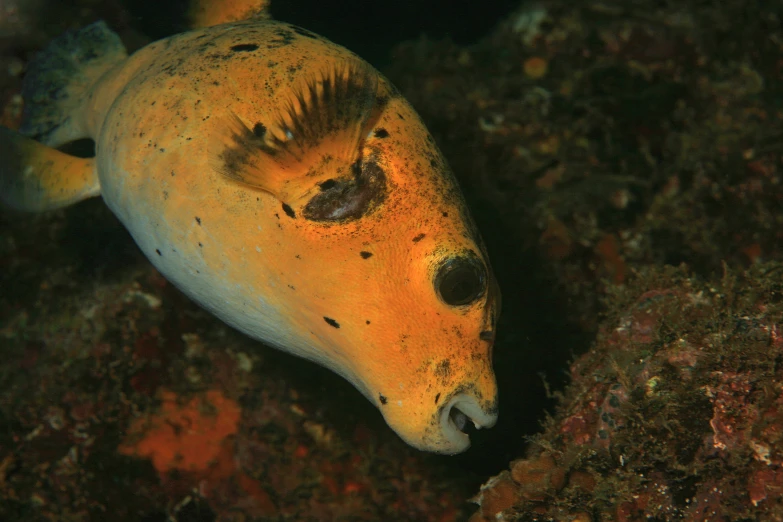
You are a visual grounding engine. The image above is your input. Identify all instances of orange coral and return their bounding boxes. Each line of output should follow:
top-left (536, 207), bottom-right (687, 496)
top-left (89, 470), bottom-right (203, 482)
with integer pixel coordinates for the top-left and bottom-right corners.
top-left (119, 389), bottom-right (241, 473)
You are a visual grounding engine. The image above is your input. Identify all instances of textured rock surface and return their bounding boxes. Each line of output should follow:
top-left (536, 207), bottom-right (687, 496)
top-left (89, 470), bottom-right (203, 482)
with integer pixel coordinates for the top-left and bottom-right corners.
top-left (468, 264), bottom-right (783, 520)
top-left (385, 0), bottom-right (783, 519)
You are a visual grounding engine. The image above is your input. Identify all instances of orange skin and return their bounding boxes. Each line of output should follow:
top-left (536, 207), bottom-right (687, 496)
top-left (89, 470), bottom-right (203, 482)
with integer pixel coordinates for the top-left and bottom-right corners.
top-left (189, 0), bottom-right (271, 28)
top-left (81, 20), bottom-right (499, 453)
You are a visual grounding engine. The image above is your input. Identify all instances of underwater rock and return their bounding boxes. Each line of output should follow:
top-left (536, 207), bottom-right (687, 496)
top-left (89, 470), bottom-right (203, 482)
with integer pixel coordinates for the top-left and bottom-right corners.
top-left (387, 0), bottom-right (783, 336)
top-left (469, 263), bottom-right (783, 520)
top-left (385, 1), bottom-right (783, 513)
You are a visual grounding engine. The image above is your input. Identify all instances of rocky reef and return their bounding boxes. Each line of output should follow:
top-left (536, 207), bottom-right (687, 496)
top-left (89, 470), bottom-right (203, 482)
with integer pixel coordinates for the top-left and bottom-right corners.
top-left (468, 263), bottom-right (783, 520)
top-left (386, 0), bottom-right (783, 519)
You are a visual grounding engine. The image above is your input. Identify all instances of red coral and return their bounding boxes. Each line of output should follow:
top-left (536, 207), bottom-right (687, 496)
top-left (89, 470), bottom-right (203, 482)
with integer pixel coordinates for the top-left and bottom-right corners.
top-left (118, 389), bottom-right (240, 473)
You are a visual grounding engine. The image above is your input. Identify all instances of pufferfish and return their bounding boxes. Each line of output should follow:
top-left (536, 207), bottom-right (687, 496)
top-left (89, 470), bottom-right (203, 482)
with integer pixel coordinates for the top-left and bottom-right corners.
top-left (0, 0), bottom-right (500, 454)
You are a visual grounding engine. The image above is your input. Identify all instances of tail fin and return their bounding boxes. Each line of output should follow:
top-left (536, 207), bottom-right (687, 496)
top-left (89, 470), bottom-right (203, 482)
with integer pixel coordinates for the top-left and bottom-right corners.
top-left (0, 127), bottom-right (99, 212)
top-left (189, 0), bottom-right (271, 28)
top-left (18, 21), bottom-right (126, 147)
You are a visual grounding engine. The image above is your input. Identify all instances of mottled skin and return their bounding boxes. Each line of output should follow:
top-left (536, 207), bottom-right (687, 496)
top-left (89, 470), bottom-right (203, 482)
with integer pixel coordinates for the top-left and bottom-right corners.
top-left (42, 21), bottom-right (499, 452)
top-left (189, 0), bottom-right (271, 28)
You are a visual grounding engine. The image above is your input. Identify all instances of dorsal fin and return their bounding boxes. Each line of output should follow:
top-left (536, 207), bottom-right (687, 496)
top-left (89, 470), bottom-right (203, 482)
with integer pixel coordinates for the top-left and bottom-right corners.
top-left (189, 0), bottom-right (271, 28)
top-left (214, 61), bottom-right (383, 208)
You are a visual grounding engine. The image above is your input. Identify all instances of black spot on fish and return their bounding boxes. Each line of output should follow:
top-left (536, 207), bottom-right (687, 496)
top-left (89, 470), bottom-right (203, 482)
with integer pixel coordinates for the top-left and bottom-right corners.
top-left (412, 233), bottom-right (426, 243)
top-left (365, 320), bottom-right (370, 325)
top-left (360, 251), bottom-right (372, 259)
top-left (480, 330), bottom-right (494, 341)
top-left (291, 25), bottom-right (318, 39)
top-left (379, 394), bottom-right (388, 405)
top-left (435, 392), bottom-right (441, 404)
top-left (198, 242), bottom-right (203, 248)
top-left (429, 158), bottom-right (438, 168)
top-left (319, 179), bottom-right (336, 191)
top-left (324, 317), bottom-right (340, 328)
top-left (195, 216), bottom-right (201, 225)
top-left (374, 128), bottom-right (389, 138)
top-left (252, 122), bottom-right (266, 137)
top-left (442, 212), bottom-right (449, 217)
top-left (230, 43), bottom-right (259, 52)
top-left (156, 249), bottom-right (162, 256)
top-left (282, 203), bottom-right (296, 218)
top-left (171, 170), bottom-right (175, 176)
top-left (288, 284), bottom-right (295, 290)
top-left (163, 191), bottom-right (168, 200)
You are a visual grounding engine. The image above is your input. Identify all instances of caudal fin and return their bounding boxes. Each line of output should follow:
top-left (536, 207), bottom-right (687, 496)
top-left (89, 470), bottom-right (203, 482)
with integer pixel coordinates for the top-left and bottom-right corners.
top-left (0, 127), bottom-right (99, 212)
top-left (189, 0), bottom-right (271, 28)
top-left (19, 21), bottom-right (126, 147)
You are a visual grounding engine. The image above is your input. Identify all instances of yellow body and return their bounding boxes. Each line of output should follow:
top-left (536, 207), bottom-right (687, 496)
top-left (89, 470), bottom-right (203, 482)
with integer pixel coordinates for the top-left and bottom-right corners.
top-left (2, 17), bottom-right (500, 453)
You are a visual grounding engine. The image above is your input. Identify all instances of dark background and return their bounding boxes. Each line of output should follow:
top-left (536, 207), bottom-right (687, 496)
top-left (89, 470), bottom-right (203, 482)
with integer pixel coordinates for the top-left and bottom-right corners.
top-left (123, 0), bottom-right (521, 66)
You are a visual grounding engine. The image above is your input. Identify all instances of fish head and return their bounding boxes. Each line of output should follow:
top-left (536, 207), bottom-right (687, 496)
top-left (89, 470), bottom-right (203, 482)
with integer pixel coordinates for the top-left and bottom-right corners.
top-left (216, 58), bottom-right (499, 454)
top-left (339, 93), bottom-right (501, 454)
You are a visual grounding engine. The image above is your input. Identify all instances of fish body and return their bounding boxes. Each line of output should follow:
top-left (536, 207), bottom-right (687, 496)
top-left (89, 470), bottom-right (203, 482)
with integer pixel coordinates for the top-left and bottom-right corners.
top-left (0, 10), bottom-right (500, 454)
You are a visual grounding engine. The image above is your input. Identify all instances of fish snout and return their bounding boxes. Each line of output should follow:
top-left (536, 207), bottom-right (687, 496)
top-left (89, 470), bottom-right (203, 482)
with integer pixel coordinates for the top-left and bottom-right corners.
top-left (435, 384), bottom-right (498, 454)
top-left (376, 365), bottom-right (498, 455)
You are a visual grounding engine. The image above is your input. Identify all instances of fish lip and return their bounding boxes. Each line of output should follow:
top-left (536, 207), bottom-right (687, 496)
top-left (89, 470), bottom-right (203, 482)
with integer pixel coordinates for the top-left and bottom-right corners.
top-left (437, 392), bottom-right (498, 454)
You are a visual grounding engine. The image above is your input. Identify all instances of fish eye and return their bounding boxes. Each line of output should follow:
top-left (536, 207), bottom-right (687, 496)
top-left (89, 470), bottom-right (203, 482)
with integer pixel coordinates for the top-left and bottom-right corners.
top-left (434, 254), bottom-right (487, 307)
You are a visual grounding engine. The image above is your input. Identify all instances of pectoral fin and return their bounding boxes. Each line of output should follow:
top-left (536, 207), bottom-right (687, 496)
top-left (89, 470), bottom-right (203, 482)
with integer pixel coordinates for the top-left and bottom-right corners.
top-left (213, 61), bottom-right (383, 209)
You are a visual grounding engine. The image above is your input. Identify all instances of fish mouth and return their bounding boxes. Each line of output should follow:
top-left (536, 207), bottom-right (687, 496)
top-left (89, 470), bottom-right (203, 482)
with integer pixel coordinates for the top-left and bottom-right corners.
top-left (438, 392), bottom-right (498, 454)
